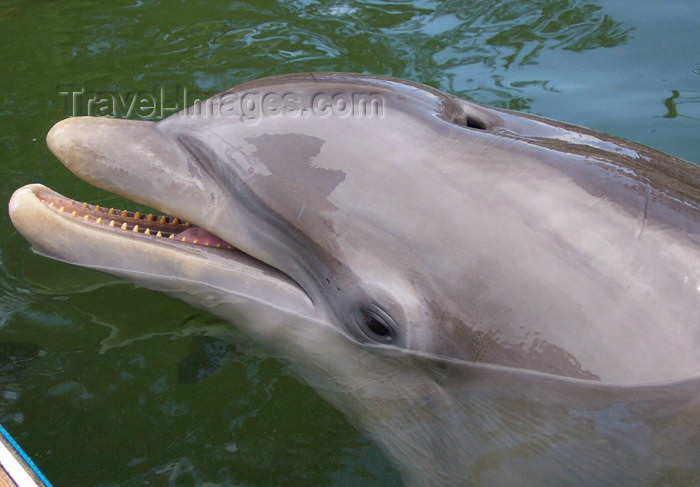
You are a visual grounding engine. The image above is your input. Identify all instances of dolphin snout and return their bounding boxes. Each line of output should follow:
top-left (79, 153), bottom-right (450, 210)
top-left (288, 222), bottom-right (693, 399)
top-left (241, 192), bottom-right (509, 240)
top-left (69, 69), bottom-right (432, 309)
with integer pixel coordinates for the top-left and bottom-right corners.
top-left (46, 117), bottom-right (77, 160)
top-left (46, 116), bottom-right (155, 176)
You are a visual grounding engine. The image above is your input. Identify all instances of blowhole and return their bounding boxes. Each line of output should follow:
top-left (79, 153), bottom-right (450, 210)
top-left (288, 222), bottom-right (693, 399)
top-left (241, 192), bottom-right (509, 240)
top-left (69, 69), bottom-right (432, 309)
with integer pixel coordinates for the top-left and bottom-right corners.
top-left (445, 98), bottom-right (492, 131)
top-left (464, 115), bottom-right (488, 130)
top-left (448, 112), bottom-right (489, 131)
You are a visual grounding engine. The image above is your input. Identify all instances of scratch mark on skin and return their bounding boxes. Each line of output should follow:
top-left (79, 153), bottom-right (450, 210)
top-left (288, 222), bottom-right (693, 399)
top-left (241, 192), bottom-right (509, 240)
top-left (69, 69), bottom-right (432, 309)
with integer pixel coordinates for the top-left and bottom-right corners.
top-left (297, 205), bottom-right (306, 221)
top-left (637, 187), bottom-right (650, 240)
top-left (344, 376), bottom-right (397, 393)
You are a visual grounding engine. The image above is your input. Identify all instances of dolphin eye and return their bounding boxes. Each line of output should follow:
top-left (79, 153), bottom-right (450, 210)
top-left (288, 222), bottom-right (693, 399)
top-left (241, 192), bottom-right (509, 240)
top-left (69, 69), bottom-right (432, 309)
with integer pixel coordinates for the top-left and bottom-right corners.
top-left (360, 310), bottom-right (394, 341)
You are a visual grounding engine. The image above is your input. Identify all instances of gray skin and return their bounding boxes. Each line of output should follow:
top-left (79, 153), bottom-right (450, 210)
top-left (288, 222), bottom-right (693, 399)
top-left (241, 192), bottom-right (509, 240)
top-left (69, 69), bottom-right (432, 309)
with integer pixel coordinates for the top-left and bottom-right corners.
top-left (8, 73), bottom-right (700, 486)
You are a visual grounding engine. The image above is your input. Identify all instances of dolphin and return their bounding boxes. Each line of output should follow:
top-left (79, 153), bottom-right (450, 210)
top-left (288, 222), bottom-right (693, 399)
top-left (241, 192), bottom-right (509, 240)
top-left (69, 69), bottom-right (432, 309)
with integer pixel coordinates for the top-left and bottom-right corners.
top-left (8, 73), bottom-right (700, 486)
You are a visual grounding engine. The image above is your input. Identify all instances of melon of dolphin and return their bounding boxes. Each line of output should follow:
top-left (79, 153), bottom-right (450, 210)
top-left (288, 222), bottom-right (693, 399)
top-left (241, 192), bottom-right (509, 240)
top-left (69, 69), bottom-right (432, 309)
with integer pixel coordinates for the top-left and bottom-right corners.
top-left (8, 73), bottom-right (700, 486)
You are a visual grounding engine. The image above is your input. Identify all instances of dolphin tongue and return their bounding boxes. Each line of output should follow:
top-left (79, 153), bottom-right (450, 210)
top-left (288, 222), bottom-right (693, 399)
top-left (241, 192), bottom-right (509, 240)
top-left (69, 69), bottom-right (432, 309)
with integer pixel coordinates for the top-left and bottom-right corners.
top-left (174, 228), bottom-right (233, 249)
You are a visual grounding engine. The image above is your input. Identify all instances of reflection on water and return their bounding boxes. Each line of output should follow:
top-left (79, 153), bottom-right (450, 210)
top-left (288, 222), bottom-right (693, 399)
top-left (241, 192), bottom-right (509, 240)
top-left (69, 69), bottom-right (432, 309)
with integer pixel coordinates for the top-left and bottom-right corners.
top-left (665, 90), bottom-right (681, 118)
top-left (663, 89), bottom-right (700, 120)
top-left (0, 0), bottom-right (632, 112)
top-left (0, 0), bottom-right (698, 485)
top-left (178, 336), bottom-right (233, 384)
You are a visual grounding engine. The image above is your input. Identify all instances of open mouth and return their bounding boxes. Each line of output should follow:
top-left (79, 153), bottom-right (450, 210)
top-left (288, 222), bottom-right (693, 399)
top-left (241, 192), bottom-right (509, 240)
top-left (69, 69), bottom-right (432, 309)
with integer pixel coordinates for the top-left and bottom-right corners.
top-left (11, 182), bottom-right (316, 314)
top-left (10, 117), bottom-right (316, 315)
top-left (34, 187), bottom-right (235, 251)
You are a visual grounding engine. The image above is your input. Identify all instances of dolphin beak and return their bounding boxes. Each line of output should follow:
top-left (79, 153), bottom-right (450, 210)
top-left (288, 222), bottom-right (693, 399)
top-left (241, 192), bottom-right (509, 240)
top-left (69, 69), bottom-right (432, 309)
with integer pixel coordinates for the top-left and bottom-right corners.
top-left (40, 116), bottom-right (292, 287)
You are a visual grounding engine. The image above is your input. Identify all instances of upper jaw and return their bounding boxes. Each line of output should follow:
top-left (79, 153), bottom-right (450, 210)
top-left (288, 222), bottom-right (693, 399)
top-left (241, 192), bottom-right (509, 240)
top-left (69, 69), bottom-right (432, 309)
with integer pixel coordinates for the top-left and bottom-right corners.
top-left (45, 116), bottom-right (222, 230)
top-left (44, 116), bottom-right (281, 273)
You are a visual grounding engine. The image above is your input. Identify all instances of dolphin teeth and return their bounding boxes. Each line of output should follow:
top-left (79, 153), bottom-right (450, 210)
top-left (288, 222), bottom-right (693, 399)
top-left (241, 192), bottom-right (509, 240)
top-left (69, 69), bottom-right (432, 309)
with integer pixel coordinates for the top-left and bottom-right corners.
top-left (40, 193), bottom-right (232, 252)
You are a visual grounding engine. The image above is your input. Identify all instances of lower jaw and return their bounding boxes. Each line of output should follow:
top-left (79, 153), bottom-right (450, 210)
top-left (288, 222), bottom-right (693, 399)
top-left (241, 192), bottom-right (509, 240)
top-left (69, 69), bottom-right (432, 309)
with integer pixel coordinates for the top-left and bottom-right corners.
top-left (36, 188), bottom-right (234, 250)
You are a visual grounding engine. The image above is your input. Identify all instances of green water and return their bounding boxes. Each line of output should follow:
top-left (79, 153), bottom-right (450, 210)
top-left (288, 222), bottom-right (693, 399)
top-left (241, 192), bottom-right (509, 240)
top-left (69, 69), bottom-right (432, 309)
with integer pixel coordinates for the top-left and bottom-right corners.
top-left (0, 0), bottom-right (698, 485)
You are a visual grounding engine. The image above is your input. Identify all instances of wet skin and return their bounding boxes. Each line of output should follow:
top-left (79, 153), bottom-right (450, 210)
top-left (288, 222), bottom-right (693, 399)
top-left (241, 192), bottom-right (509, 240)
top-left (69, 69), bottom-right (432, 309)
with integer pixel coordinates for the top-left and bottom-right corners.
top-left (8, 73), bottom-right (700, 486)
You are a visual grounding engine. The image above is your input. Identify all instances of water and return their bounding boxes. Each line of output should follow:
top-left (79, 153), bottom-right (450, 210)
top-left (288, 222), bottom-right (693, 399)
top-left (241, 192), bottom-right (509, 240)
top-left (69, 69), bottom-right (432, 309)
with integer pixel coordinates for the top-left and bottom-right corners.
top-left (0, 0), bottom-right (698, 485)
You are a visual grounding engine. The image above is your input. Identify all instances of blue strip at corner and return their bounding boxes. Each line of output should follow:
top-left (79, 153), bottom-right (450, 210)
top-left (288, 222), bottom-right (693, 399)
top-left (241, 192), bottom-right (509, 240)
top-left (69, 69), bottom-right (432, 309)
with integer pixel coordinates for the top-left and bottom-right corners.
top-left (0, 423), bottom-right (53, 487)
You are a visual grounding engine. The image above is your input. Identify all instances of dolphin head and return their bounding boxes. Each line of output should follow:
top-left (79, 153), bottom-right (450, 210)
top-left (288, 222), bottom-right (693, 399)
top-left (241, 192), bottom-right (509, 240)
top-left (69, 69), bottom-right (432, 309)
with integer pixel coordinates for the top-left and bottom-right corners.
top-left (9, 73), bottom-right (700, 485)
top-left (13, 74), bottom-right (506, 361)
